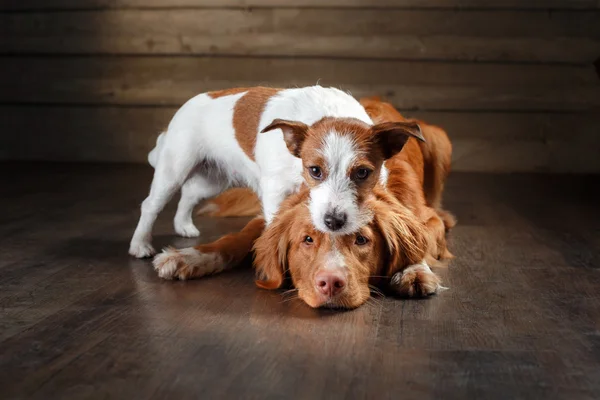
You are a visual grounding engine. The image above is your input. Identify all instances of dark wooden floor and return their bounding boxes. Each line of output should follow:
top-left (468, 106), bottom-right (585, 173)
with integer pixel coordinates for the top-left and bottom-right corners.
top-left (1, 163), bottom-right (599, 400)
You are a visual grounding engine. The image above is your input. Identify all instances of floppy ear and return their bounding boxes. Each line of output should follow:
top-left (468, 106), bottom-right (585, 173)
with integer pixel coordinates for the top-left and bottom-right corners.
top-left (261, 119), bottom-right (309, 158)
top-left (372, 121), bottom-right (424, 159)
top-left (252, 209), bottom-right (294, 290)
top-left (372, 196), bottom-right (428, 277)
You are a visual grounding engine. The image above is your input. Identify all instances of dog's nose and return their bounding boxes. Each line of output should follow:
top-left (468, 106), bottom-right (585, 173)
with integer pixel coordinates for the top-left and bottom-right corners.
top-left (315, 271), bottom-right (346, 297)
top-left (323, 212), bottom-right (347, 231)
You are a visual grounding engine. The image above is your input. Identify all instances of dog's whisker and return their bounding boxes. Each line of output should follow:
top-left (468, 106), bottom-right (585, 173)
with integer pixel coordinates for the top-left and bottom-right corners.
top-left (368, 284), bottom-right (385, 297)
top-left (281, 288), bottom-right (299, 297)
top-left (280, 294), bottom-right (300, 304)
top-left (366, 295), bottom-right (383, 307)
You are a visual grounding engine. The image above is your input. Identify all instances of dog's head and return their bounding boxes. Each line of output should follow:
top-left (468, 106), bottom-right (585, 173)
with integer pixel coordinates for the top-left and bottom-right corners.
top-left (252, 189), bottom-right (428, 309)
top-left (261, 117), bottom-right (424, 235)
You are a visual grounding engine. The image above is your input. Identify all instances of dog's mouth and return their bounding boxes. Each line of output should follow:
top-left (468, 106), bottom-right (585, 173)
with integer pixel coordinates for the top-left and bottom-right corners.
top-left (300, 291), bottom-right (364, 310)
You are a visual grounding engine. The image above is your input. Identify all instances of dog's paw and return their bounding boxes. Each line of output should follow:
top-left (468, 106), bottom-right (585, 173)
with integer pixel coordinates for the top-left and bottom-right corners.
top-left (390, 262), bottom-right (443, 298)
top-left (174, 222), bottom-right (200, 238)
top-left (153, 247), bottom-right (224, 280)
top-left (129, 241), bottom-right (156, 258)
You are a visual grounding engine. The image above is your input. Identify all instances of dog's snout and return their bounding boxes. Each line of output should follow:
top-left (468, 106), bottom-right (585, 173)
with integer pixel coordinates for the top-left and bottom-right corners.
top-left (323, 211), bottom-right (347, 231)
top-left (315, 271), bottom-right (346, 297)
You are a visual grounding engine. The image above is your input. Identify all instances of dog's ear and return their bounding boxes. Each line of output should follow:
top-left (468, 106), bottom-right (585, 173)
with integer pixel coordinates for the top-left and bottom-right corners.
top-left (371, 121), bottom-right (424, 159)
top-left (261, 119), bottom-right (309, 158)
top-left (252, 208), bottom-right (294, 290)
top-left (372, 195), bottom-right (428, 277)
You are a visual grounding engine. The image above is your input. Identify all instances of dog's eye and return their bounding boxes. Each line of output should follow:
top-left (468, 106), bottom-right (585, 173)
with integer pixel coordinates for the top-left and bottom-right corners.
top-left (308, 166), bottom-right (322, 180)
top-left (355, 235), bottom-right (369, 245)
top-left (304, 236), bottom-right (314, 244)
top-left (356, 168), bottom-right (370, 180)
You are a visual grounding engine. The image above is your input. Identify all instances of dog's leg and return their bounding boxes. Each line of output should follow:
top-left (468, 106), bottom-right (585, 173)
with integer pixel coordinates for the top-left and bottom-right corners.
top-left (129, 147), bottom-right (196, 258)
top-left (174, 173), bottom-right (224, 237)
top-left (154, 217), bottom-right (265, 280)
top-left (260, 178), bottom-right (288, 225)
top-left (388, 261), bottom-right (444, 298)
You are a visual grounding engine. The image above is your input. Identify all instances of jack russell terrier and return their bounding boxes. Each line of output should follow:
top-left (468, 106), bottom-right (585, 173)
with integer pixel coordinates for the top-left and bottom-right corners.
top-left (130, 86), bottom-right (423, 258)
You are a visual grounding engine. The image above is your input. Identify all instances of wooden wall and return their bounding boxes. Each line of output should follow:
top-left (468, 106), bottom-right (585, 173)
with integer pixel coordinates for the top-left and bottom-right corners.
top-left (1, 1), bottom-right (599, 172)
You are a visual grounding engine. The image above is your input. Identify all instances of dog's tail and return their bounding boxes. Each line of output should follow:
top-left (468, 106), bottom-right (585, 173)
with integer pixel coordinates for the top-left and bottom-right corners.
top-left (148, 132), bottom-right (166, 168)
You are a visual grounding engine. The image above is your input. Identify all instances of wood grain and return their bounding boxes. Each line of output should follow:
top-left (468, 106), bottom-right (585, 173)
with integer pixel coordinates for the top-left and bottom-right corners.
top-left (0, 164), bottom-right (599, 399)
top-left (2, 9), bottom-right (599, 62)
top-left (1, 57), bottom-right (598, 111)
top-left (2, 106), bottom-right (599, 172)
top-left (2, 0), bottom-right (599, 10)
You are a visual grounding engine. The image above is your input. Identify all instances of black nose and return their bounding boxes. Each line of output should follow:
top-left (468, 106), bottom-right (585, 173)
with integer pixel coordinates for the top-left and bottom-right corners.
top-left (323, 212), bottom-right (347, 231)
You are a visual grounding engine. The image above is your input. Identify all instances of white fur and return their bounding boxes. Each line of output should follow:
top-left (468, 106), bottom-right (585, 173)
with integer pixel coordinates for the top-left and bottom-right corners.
top-left (129, 85), bottom-right (372, 258)
top-left (390, 260), bottom-right (446, 292)
top-left (309, 132), bottom-right (367, 234)
top-left (153, 247), bottom-right (224, 280)
top-left (323, 243), bottom-right (347, 271)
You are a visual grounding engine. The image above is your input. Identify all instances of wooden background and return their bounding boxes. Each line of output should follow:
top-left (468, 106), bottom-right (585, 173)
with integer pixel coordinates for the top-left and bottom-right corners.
top-left (1, 1), bottom-right (599, 172)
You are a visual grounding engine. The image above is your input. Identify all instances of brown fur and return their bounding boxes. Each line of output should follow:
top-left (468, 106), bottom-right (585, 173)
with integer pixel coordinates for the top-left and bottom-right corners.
top-left (233, 87), bottom-right (280, 160)
top-left (207, 87), bottom-right (250, 99)
top-left (197, 188), bottom-right (262, 217)
top-left (359, 96), bottom-right (454, 229)
top-left (197, 188), bottom-right (258, 217)
top-left (253, 185), bottom-right (433, 308)
top-left (195, 217), bottom-right (266, 263)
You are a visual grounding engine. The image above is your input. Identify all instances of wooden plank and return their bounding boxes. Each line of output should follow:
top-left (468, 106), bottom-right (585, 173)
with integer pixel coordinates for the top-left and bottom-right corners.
top-left (2, 0), bottom-right (599, 10)
top-left (0, 106), bottom-right (168, 163)
top-left (2, 165), bottom-right (600, 398)
top-left (411, 111), bottom-right (600, 172)
top-left (1, 57), bottom-right (598, 111)
top-left (1, 9), bottom-right (599, 62)
top-left (449, 137), bottom-right (600, 172)
top-left (2, 106), bottom-right (599, 172)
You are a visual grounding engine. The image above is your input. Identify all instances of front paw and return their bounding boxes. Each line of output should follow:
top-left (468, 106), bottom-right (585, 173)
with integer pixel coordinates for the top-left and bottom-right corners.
top-left (153, 247), bottom-right (223, 280)
top-left (129, 241), bottom-right (156, 258)
top-left (389, 262), bottom-right (442, 298)
top-left (174, 222), bottom-right (200, 238)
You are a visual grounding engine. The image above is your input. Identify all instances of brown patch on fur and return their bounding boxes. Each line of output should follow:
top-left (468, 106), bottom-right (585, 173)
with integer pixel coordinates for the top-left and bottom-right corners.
top-left (261, 119), bottom-right (309, 157)
top-left (196, 217), bottom-right (265, 263)
top-left (360, 97), bottom-right (456, 230)
top-left (207, 87), bottom-right (249, 99)
top-left (232, 87), bottom-right (281, 161)
top-left (360, 98), bottom-right (425, 186)
top-left (197, 188), bottom-right (261, 217)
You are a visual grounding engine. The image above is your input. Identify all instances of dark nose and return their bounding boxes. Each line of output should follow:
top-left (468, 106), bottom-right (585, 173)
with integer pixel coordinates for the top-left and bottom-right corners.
top-left (315, 271), bottom-right (346, 297)
top-left (323, 212), bottom-right (347, 231)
